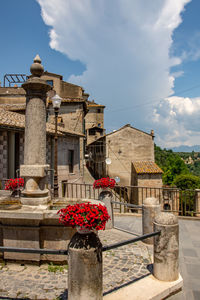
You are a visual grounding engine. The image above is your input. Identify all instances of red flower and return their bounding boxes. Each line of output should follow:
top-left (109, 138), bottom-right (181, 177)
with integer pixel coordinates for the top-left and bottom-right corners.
top-left (57, 202), bottom-right (110, 231)
top-left (5, 178), bottom-right (24, 191)
top-left (93, 177), bottom-right (116, 189)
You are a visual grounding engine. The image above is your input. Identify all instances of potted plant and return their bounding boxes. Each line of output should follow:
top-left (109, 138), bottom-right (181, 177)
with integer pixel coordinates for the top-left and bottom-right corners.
top-left (93, 177), bottom-right (116, 201)
top-left (5, 177), bottom-right (24, 197)
top-left (57, 202), bottom-right (110, 233)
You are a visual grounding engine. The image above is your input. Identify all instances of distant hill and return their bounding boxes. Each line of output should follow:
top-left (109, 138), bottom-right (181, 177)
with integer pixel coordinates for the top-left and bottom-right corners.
top-left (170, 145), bottom-right (200, 152)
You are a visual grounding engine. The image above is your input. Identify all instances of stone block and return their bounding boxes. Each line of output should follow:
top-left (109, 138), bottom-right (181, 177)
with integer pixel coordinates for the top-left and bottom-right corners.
top-left (40, 225), bottom-right (75, 262)
top-left (20, 164), bottom-right (49, 177)
top-left (3, 226), bottom-right (40, 261)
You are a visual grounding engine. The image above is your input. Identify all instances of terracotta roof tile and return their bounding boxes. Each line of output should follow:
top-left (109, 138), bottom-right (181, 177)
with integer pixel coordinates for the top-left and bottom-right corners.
top-left (133, 161), bottom-right (163, 174)
top-left (0, 103), bottom-right (26, 111)
top-left (0, 108), bottom-right (84, 137)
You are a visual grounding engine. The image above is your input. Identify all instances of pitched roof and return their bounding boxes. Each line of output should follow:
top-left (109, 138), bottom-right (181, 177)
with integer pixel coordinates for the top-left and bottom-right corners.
top-left (132, 161), bottom-right (163, 174)
top-left (86, 100), bottom-right (105, 108)
top-left (106, 124), bottom-right (152, 137)
top-left (0, 103), bottom-right (26, 111)
top-left (0, 108), bottom-right (84, 137)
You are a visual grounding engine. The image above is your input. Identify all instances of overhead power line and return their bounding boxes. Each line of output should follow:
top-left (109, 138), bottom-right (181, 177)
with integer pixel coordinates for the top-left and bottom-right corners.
top-left (107, 82), bottom-right (200, 113)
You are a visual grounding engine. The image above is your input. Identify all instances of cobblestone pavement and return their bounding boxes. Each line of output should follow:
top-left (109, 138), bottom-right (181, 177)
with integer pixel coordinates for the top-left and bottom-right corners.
top-left (0, 228), bottom-right (152, 300)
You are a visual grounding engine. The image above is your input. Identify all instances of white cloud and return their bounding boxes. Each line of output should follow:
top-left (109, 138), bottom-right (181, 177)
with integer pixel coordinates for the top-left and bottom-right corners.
top-left (37, 0), bottom-right (192, 146)
top-left (154, 96), bottom-right (200, 147)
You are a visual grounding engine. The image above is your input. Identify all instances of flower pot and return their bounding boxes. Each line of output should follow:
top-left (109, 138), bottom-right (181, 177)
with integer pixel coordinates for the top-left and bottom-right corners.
top-left (99, 189), bottom-right (112, 201)
top-left (76, 226), bottom-right (97, 234)
top-left (11, 190), bottom-right (21, 198)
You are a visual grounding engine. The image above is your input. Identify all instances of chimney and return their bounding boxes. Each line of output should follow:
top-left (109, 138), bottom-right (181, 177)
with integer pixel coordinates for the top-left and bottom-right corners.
top-left (151, 129), bottom-right (155, 139)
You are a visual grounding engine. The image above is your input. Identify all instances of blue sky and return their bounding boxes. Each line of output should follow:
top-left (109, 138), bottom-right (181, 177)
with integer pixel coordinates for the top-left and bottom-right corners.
top-left (1, 0), bottom-right (200, 148)
top-left (0, 0), bottom-right (85, 80)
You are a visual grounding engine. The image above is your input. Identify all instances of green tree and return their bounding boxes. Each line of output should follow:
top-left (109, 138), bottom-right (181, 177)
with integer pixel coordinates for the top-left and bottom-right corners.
top-left (173, 174), bottom-right (200, 190)
top-left (155, 145), bottom-right (189, 186)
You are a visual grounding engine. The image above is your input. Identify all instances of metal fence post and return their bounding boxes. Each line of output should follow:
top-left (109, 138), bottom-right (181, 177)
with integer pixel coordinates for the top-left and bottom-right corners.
top-left (153, 212), bottom-right (179, 281)
top-left (142, 197), bottom-right (161, 244)
top-left (68, 231), bottom-right (103, 300)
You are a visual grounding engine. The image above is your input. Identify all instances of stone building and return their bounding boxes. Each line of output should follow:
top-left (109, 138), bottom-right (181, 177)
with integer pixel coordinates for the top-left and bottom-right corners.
top-left (0, 72), bottom-right (88, 174)
top-left (131, 161), bottom-right (163, 205)
top-left (84, 100), bottom-right (105, 145)
top-left (87, 124), bottom-right (157, 186)
top-left (0, 108), bottom-right (83, 195)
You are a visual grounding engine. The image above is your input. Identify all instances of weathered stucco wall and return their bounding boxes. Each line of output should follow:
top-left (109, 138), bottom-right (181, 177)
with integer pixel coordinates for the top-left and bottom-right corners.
top-left (0, 87), bottom-right (26, 104)
top-left (85, 107), bottom-right (104, 130)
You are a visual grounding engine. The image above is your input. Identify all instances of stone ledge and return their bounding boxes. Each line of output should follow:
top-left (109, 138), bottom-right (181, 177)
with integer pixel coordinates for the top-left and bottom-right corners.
top-left (20, 164), bottom-right (49, 177)
top-left (103, 274), bottom-right (183, 300)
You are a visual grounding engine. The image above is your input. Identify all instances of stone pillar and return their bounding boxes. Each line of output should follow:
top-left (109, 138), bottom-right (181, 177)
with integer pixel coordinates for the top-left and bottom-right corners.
top-left (142, 197), bottom-right (161, 244)
top-left (20, 55), bottom-right (52, 206)
top-left (68, 232), bottom-right (102, 300)
top-left (153, 212), bottom-right (179, 281)
top-left (99, 190), bottom-right (113, 229)
top-left (195, 189), bottom-right (200, 217)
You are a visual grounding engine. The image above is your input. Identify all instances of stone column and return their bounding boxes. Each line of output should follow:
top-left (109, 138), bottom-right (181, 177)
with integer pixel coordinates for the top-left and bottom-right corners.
top-left (99, 190), bottom-right (113, 229)
top-left (20, 55), bottom-right (52, 206)
top-left (195, 189), bottom-right (200, 217)
top-left (142, 197), bottom-right (161, 244)
top-left (153, 212), bottom-right (179, 281)
top-left (68, 232), bottom-right (102, 300)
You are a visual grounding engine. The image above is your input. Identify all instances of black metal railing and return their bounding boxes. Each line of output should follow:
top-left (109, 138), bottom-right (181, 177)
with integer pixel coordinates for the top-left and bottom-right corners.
top-left (102, 231), bottom-right (160, 251)
top-left (62, 182), bottom-right (199, 216)
top-left (0, 231), bottom-right (160, 256)
top-left (0, 247), bottom-right (68, 255)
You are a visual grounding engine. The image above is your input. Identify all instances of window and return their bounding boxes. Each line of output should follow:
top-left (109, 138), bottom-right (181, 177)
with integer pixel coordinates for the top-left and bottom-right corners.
top-left (89, 128), bottom-right (96, 135)
top-left (68, 150), bottom-right (74, 173)
top-left (97, 109), bottom-right (101, 113)
top-left (46, 80), bottom-right (53, 87)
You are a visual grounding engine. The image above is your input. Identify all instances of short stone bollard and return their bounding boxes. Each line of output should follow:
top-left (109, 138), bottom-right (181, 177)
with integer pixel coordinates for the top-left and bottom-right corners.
top-left (153, 212), bottom-right (179, 281)
top-left (142, 197), bottom-right (161, 244)
top-left (68, 231), bottom-right (103, 300)
top-left (99, 190), bottom-right (113, 229)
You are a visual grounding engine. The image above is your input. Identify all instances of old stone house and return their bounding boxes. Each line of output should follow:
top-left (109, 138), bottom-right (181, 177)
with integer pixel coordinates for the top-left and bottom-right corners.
top-left (84, 100), bottom-right (105, 145)
top-left (87, 124), bottom-right (161, 186)
top-left (0, 108), bottom-right (83, 196)
top-left (131, 161), bottom-right (163, 205)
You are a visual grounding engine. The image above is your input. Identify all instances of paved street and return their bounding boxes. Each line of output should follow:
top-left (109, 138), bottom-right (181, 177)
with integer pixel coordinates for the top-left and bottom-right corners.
top-left (0, 215), bottom-right (199, 299)
top-left (114, 215), bottom-right (200, 300)
top-left (0, 227), bottom-right (152, 300)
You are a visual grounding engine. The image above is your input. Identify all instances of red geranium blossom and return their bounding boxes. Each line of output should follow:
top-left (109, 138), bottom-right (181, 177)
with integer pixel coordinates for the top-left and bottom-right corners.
top-left (5, 178), bottom-right (24, 192)
top-left (57, 202), bottom-right (110, 231)
top-left (93, 177), bottom-right (116, 189)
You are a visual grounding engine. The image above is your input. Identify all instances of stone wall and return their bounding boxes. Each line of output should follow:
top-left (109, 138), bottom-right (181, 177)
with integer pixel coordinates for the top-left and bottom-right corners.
top-left (0, 87), bottom-right (25, 104)
top-left (85, 107), bottom-right (104, 130)
top-left (0, 128), bottom-right (81, 196)
top-left (85, 106), bottom-right (104, 145)
top-left (0, 131), bottom-right (8, 180)
top-left (137, 174), bottom-right (163, 188)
